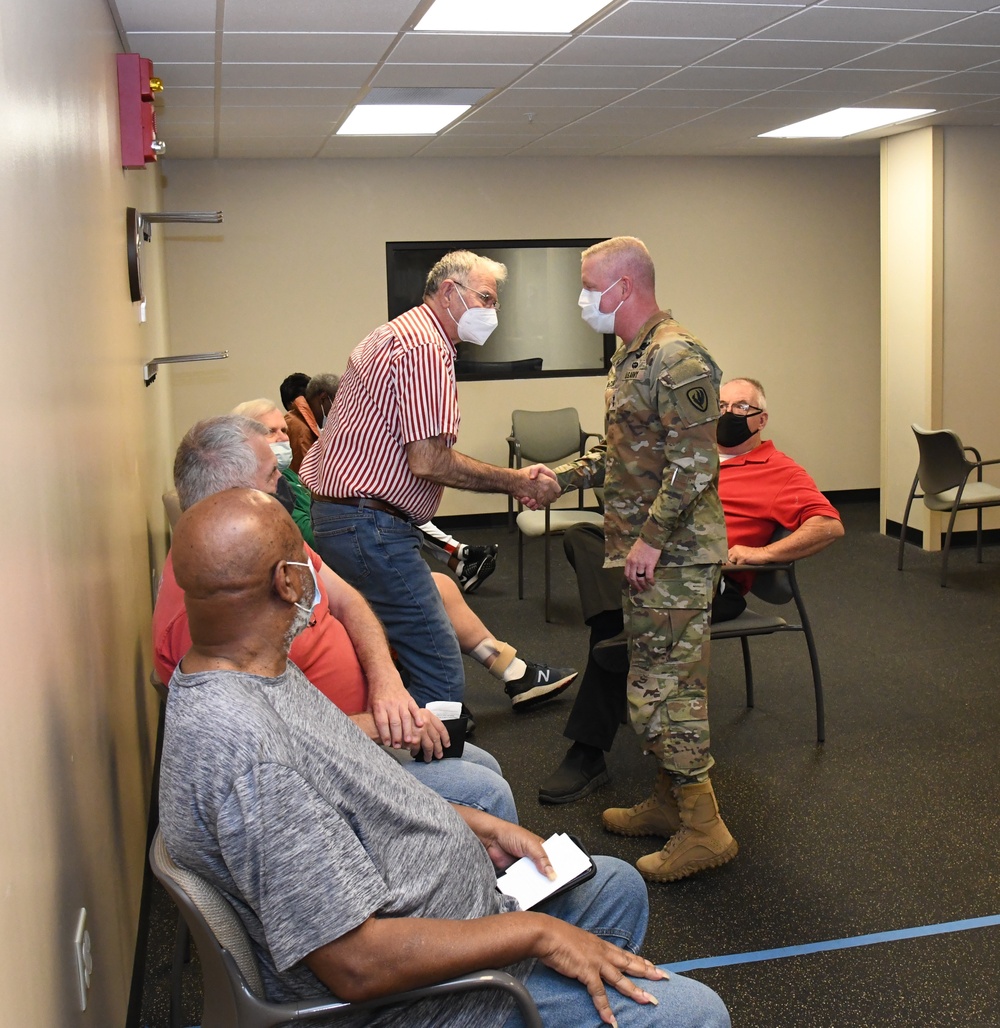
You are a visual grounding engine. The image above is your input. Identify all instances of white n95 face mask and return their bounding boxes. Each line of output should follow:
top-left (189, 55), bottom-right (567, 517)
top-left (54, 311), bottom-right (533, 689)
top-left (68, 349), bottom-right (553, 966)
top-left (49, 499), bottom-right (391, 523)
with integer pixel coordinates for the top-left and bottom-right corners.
top-left (450, 283), bottom-right (499, 346)
top-left (578, 277), bottom-right (623, 335)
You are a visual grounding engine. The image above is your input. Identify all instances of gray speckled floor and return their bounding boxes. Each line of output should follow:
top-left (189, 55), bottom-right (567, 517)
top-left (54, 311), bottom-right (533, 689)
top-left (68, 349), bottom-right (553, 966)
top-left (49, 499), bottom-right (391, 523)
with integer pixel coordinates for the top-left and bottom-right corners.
top-left (134, 500), bottom-right (1000, 1027)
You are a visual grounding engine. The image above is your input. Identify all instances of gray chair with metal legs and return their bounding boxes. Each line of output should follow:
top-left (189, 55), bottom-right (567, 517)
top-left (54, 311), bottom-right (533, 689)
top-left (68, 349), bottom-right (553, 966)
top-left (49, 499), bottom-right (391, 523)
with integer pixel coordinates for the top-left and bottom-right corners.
top-left (507, 407), bottom-right (602, 621)
top-left (897, 424), bottom-right (1000, 587)
top-left (149, 828), bottom-right (542, 1028)
top-left (712, 542), bottom-right (825, 743)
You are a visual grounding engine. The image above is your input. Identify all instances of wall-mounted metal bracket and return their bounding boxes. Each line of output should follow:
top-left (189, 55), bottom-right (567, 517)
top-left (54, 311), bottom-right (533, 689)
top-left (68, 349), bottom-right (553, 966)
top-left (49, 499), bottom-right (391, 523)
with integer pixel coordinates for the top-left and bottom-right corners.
top-left (127, 208), bottom-right (223, 303)
top-left (144, 350), bottom-right (228, 387)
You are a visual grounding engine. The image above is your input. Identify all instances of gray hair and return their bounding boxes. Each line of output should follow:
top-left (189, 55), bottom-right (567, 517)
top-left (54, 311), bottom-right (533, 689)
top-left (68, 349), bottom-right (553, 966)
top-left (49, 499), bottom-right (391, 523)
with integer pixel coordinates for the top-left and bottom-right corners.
top-left (174, 415), bottom-right (268, 511)
top-left (231, 398), bottom-right (280, 422)
top-left (424, 250), bottom-right (508, 299)
top-left (724, 377), bottom-right (767, 411)
top-left (305, 373), bottom-right (339, 400)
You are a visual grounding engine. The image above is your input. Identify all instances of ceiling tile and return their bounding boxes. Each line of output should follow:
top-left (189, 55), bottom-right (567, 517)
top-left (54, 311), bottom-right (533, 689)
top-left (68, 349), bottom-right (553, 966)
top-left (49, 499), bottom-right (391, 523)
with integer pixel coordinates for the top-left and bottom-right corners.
top-left (790, 67), bottom-right (944, 92)
top-left (371, 63), bottom-right (528, 89)
top-left (589, 2), bottom-right (797, 38)
top-left (126, 32), bottom-right (215, 63)
top-left (900, 67), bottom-right (1000, 93)
top-left (701, 38), bottom-right (884, 67)
top-left (154, 63), bottom-right (216, 88)
top-left (112, 0), bottom-right (215, 32)
top-left (548, 35), bottom-right (726, 65)
top-left (908, 12), bottom-right (1000, 46)
top-left (159, 86), bottom-right (216, 108)
top-left (516, 64), bottom-right (672, 88)
top-left (221, 64), bottom-right (372, 88)
top-left (219, 107), bottom-right (342, 132)
top-left (753, 6), bottom-right (965, 42)
top-left (223, 0), bottom-right (419, 32)
top-left (220, 86), bottom-right (359, 106)
top-left (846, 43), bottom-right (1000, 72)
top-left (484, 87), bottom-right (633, 107)
top-left (652, 65), bottom-right (814, 89)
top-left (221, 33), bottom-right (395, 63)
top-left (389, 33), bottom-right (565, 64)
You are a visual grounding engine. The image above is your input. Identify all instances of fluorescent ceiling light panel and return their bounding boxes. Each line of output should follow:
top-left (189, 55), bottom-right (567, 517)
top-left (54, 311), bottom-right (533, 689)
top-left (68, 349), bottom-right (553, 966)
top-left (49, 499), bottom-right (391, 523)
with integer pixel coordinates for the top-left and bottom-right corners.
top-left (338, 104), bottom-right (469, 135)
top-left (759, 107), bottom-right (935, 139)
top-left (415, 0), bottom-right (610, 34)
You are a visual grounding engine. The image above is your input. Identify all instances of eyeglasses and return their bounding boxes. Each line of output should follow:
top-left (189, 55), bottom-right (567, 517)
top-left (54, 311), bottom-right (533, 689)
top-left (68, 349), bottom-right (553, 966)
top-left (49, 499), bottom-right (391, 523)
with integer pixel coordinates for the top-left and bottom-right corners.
top-left (452, 280), bottom-right (501, 311)
top-left (719, 401), bottom-right (763, 416)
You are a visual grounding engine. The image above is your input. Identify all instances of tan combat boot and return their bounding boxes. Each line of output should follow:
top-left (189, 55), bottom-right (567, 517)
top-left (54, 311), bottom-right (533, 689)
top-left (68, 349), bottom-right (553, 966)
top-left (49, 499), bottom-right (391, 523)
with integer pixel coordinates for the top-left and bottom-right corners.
top-left (636, 779), bottom-right (738, 883)
top-left (602, 769), bottom-right (681, 838)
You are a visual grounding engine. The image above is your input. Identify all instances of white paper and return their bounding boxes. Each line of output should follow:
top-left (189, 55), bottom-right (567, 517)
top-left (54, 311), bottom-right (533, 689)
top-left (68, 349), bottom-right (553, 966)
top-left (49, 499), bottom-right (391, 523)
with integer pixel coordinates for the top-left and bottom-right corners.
top-left (496, 833), bottom-right (592, 910)
top-left (425, 701), bottom-right (463, 720)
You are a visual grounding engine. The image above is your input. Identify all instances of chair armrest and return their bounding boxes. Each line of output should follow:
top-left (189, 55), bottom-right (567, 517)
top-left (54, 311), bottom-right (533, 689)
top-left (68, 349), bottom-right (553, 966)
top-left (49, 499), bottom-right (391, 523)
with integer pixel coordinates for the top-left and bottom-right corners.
top-left (507, 435), bottom-right (522, 469)
top-left (722, 561), bottom-right (794, 573)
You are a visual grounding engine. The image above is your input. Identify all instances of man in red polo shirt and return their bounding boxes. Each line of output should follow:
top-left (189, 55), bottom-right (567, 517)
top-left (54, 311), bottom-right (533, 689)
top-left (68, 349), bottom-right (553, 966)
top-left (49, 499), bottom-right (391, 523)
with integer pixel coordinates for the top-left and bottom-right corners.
top-left (538, 376), bottom-right (843, 807)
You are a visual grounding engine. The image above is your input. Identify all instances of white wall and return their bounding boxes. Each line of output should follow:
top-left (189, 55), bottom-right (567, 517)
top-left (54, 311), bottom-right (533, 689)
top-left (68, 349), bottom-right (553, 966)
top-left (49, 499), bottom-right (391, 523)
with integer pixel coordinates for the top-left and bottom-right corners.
top-left (0, 0), bottom-right (174, 1021)
top-left (160, 156), bottom-right (881, 513)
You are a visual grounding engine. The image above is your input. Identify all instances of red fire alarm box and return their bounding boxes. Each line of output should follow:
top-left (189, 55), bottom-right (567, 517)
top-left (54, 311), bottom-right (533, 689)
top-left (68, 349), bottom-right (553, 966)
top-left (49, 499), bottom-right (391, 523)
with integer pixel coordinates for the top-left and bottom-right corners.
top-left (117, 54), bottom-right (164, 168)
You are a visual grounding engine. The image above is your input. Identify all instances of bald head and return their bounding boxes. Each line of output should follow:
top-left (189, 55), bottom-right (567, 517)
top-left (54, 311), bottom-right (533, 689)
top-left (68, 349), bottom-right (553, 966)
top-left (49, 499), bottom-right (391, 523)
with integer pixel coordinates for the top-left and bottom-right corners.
top-left (172, 488), bottom-right (311, 666)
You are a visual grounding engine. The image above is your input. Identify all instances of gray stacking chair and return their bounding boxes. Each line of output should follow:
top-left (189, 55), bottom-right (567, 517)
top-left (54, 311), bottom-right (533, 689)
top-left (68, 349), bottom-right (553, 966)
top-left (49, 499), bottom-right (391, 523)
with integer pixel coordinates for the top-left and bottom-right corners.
top-left (507, 407), bottom-right (602, 621)
top-left (897, 424), bottom-right (1000, 587)
top-left (712, 529), bottom-right (825, 743)
top-left (149, 829), bottom-right (542, 1028)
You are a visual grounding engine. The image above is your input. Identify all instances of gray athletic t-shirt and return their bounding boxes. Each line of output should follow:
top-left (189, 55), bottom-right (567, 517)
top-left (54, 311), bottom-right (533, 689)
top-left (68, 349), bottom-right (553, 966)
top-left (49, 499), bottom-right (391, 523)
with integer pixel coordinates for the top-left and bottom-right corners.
top-left (159, 662), bottom-right (528, 1027)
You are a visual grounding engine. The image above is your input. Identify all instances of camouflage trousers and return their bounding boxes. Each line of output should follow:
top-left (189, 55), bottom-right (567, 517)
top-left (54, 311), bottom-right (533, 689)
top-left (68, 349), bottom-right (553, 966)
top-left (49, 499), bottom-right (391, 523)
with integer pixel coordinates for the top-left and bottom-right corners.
top-left (622, 564), bottom-right (720, 778)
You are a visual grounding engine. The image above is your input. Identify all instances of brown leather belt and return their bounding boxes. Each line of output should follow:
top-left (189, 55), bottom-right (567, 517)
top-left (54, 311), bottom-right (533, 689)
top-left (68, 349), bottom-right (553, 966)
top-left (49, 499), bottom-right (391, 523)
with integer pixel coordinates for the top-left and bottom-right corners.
top-left (311, 494), bottom-right (412, 522)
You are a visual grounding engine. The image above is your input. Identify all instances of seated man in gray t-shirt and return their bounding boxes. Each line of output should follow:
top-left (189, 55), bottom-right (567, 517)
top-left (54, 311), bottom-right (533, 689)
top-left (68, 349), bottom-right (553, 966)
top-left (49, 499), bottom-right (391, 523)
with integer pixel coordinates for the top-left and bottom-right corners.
top-left (158, 488), bottom-right (730, 1028)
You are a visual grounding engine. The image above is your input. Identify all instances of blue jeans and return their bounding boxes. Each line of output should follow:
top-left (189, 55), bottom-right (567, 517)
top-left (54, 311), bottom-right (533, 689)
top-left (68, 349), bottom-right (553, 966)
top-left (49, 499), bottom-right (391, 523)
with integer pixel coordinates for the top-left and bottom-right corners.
top-left (311, 502), bottom-right (465, 707)
top-left (395, 743), bottom-right (518, 824)
top-left (502, 858), bottom-right (730, 1028)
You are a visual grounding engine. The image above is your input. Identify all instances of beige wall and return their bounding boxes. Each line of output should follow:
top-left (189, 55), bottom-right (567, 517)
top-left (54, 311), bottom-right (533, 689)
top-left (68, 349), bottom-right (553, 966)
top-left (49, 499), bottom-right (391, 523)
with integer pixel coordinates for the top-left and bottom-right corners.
top-left (0, 0), bottom-right (174, 1021)
top-left (881, 126), bottom-right (1000, 543)
top-left (160, 155), bottom-right (881, 513)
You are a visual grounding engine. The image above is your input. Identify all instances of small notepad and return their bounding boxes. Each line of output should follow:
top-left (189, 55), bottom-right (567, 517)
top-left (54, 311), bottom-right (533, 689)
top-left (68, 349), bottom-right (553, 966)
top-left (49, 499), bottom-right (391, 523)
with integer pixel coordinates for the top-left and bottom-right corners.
top-left (497, 833), bottom-right (594, 910)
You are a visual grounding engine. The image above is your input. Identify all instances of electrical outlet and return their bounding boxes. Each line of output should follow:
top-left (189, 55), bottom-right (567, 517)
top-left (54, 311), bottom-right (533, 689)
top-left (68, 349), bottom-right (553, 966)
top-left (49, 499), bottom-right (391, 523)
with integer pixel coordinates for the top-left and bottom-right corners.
top-left (74, 908), bottom-right (92, 1011)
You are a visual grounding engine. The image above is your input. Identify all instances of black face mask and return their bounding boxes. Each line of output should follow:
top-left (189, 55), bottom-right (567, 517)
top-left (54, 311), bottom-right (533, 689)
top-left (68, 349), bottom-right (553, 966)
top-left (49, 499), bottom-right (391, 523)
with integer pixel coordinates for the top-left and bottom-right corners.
top-left (717, 411), bottom-right (756, 448)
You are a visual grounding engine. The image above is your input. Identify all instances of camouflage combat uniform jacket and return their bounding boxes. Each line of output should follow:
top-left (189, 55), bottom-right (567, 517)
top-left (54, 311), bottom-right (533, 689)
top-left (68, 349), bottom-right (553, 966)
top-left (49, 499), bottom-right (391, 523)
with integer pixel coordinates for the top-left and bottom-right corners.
top-left (556, 310), bottom-right (727, 587)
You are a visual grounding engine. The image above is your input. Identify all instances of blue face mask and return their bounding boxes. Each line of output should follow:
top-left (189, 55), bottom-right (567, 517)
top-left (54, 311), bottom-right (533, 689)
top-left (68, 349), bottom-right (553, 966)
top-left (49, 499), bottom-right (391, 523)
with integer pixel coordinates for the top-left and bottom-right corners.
top-left (286, 559), bottom-right (322, 616)
top-left (270, 440), bottom-right (293, 471)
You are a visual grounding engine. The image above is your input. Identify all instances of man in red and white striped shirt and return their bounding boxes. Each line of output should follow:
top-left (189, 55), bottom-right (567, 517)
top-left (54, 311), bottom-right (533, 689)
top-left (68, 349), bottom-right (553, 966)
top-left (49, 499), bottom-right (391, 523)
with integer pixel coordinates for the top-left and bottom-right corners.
top-left (301, 251), bottom-right (562, 709)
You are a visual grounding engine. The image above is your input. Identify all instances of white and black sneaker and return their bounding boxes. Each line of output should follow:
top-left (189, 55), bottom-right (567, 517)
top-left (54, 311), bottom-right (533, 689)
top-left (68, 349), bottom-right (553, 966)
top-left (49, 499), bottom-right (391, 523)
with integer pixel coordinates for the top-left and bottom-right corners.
top-left (456, 544), bottom-right (499, 593)
top-left (505, 662), bottom-right (578, 711)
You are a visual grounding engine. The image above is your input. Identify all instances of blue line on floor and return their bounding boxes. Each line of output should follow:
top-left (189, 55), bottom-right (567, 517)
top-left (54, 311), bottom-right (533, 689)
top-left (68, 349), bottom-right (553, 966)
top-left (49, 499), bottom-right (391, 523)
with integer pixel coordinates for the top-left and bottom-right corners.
top-left (665, 914), bottom-right (1000, 972)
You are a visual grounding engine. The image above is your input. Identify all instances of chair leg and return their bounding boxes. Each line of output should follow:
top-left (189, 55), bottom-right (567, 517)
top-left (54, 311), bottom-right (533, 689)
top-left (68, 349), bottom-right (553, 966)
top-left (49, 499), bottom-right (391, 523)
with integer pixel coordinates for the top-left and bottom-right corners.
top-left (941, 503), bottom-right (961, 587)
top-left (976, 507), bottom-right (984, 564)
top-left (544, 524), bottom-right (551, 623)
top-left (740, 637), bottom-right (754, 709)
top-left (517, 528), bottom-right (525, 600)
top-left (791, 575), bottom-right (825, 743)
top-left (897, 473), bottom-right (920, 570)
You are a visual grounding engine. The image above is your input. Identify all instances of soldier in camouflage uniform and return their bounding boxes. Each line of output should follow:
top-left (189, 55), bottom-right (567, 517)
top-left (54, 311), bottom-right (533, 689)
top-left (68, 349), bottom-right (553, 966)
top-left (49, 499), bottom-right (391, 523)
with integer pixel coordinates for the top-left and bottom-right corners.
top-left (552, 236), bottom-right (738, 883)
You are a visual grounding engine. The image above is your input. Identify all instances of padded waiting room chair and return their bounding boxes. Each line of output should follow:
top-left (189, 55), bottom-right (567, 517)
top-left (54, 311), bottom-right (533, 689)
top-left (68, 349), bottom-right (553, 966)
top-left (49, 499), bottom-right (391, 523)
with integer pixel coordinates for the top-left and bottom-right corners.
top-left (897, 424), bottom-right (1000, 587)
top-left (149, 828), bottom-right (542, 1028)
top-left (507, 407), bottom-right (602, 622)
top-left (712, 531), bottom-right (825, 743)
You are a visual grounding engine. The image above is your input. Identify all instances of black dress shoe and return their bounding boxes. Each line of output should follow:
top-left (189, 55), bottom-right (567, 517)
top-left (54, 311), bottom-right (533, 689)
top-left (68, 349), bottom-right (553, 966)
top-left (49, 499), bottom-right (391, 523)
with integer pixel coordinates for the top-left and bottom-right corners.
top-left (538, 744), bottom-right (611, 804)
